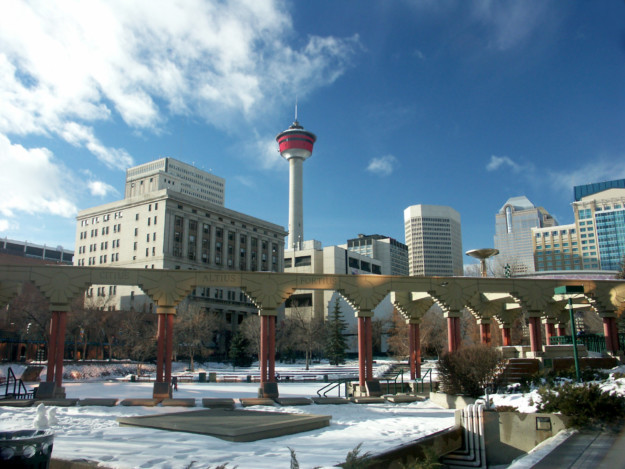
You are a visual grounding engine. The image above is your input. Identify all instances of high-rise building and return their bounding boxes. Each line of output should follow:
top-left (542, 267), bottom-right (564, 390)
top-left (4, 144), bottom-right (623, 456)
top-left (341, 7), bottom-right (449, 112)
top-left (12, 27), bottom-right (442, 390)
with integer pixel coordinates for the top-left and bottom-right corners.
top-left (494, 196), bottom-right (557, 276)
top-left (74, 158), bottom-right (286, 329)
top-left (346, 234), bottom-right (409, 276)
top-left (532, 224), bottom-right (581, 272)
top-left (404, 205), bottom-right (463, 276)
top-left (572, 183), bottom-right (625, 271)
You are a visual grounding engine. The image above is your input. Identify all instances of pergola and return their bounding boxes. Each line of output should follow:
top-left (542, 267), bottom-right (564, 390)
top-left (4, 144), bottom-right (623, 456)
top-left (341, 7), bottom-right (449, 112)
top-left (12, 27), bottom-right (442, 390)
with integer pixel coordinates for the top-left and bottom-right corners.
top-left (1, 265), bottom-right (623, 398)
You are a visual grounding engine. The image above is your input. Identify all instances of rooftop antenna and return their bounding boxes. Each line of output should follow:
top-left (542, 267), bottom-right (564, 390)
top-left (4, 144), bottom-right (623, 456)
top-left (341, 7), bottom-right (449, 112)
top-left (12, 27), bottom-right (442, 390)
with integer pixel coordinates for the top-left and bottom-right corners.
top-left (294, 96), bottom-right (298, 122)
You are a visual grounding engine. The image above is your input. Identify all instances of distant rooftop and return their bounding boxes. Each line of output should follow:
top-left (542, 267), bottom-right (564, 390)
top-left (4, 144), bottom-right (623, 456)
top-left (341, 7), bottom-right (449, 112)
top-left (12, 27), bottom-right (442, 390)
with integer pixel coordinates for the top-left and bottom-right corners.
top-left (498, 196), bottom-right (535, 213)
top-left (574, 178), bottom-right (625, 201)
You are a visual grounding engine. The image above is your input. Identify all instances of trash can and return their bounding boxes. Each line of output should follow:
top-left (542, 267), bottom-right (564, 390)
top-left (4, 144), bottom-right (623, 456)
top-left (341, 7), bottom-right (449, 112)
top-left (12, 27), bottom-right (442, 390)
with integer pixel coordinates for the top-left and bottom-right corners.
top-left (208, 372), bottom-right (217, 383)
top-left (0, 429), bottom-right (54, 469)
top-left (130, 375), bottom-right (136, 382)
top-left (198, 372), bottom-right (207, 383)
top-left (246, 375), bottom-right (251, 383)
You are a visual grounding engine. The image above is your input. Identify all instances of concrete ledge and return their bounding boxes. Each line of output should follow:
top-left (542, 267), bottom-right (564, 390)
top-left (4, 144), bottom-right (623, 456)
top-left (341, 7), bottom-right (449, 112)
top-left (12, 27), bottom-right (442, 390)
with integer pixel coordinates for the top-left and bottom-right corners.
top-left (34, 398), bottom-right (79, 407)
top-left (202, 398), bottom-right (235, 409)
top-left (384, 395), bottom-right (425, 404)
top-left (78, 398), bottom-right (118, 407)
top-left (0, 399), bottom-right (35, 407)
top-left (119, 398), bottom-right (161, 406)
top-left (162, 398), bottom-right (196, 407)
top-left (240, 398), bottom-right (276, 407)
top-left (350, 397), bottom-right (385, 404)
top-left (51, 458), bottom-right (102, 469)
top-left (429, 392), bottom-right (477, 409)
top-left (311, 397), bottom-right (351, 405)
top-left (274, 397), bottom-right (313, 406)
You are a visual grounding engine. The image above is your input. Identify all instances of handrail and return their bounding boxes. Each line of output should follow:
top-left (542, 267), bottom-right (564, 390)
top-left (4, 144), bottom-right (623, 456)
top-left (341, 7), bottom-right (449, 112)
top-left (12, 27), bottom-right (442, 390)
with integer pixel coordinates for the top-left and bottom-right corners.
top-left (381, 367), bottom-right (405, 394)
top-left (414, 368), bottom-right (433, 393)
top-left (3, 367), bottom-right (33, 400)
top-left (316, 376), bottom-right (357, 398)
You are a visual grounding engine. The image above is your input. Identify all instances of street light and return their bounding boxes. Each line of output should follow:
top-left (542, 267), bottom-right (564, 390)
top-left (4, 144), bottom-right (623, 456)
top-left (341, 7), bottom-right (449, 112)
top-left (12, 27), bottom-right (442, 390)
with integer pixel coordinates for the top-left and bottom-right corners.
top-left (554, 285), bottom-right (584, 382)
top-left (466, 248), bottom-right (499, 278)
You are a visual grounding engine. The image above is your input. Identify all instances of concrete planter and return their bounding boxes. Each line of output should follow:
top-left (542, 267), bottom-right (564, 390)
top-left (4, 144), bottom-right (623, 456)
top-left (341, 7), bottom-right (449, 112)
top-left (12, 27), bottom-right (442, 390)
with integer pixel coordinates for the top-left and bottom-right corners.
top-left (429, 391), bottom-right (478, 409)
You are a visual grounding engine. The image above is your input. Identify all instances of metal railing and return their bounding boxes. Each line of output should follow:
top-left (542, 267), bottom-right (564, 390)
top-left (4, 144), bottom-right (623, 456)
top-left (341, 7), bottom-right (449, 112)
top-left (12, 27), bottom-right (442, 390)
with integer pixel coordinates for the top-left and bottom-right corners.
top-left (2, 367), bottom-right (33, 399)
top-left (550, 333), bottom-right (625, 354)
top-left (316, 377), bottom-right (357, 398)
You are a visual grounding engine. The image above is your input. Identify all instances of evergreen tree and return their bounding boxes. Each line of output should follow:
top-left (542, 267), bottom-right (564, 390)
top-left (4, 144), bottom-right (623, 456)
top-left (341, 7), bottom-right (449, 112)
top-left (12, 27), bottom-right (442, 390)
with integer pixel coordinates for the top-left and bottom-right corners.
top-left (325, 298), bottom-right (348, 365)
top-left (229, 333), bottom-right (252, 368)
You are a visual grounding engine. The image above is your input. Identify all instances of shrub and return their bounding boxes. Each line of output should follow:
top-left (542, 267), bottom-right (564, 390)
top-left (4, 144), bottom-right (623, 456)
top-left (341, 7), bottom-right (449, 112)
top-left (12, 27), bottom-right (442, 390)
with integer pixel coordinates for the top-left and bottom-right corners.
top-left (437, 345), bottom-right (504, 398)
top-left (494, 405), bottom-right (518, 412)
top-left (536, 382), bottom-right (625, 428)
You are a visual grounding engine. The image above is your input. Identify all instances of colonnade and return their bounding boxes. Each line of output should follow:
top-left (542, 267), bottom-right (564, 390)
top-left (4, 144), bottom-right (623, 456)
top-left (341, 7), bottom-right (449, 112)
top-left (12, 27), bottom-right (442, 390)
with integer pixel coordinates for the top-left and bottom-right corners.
top-left (1, 265), bottom-right (623, 398)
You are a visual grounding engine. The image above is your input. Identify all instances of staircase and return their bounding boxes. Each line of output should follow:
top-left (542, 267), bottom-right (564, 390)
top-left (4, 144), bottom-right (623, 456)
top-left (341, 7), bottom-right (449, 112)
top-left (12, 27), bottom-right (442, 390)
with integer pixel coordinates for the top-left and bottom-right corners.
top-left (496, 359), bottom-right (540, 387)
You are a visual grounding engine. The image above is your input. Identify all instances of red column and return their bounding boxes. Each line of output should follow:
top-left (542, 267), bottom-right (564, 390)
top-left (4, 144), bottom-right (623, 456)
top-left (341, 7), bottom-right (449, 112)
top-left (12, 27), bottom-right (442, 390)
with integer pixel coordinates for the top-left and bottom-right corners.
top-left (46, 312), bottom-right (59, 382)
top-left (268, 316), bottom-right (276, 382)
top-left (528, 316), bottom-right (542, 352)
top-left (358, 317), bottom-right (366, 387)
top-left (454, 317), bottom-right (462, 351)
top-left (557, 325), bottom-right (566, 336)
top-left (165, 314), bottom-right (174, 384)
top-left (447, 317), bottom-right (456, 352)
top-left (414, 323), bottom-right (421, 378)
top-left (409, 325), bottom-right (416, 378)
top-left (365, 317), bottom-right (373, 382)
top-left (54, 311), bottom-right (67, 387)
top-left (260, 315), bottom-right (267, 386)
top-left (156, 314), bottom-right (165, 382)
top-left (603, 317), bottom-right (618, 353)
top-left (480, 322), bottom-right (491, 345)
top-left (544, 323), bottom-right (555, 346)
top-left (501, 326), bottom-right (512, 346)
top-left (611, 319), bottom-right (620, 352)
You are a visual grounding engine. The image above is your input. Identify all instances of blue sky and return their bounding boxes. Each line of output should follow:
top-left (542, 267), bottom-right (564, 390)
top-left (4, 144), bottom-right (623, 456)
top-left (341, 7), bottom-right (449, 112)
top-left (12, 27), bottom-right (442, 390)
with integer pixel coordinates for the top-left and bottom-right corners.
top-left (1, 0), bottom-right (624, 267)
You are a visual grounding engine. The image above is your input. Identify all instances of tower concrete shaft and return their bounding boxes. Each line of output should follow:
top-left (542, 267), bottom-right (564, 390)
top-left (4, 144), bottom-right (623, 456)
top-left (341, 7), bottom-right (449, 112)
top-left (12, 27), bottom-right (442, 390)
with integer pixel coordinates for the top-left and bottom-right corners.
top-left (288, 156), bottom-right (305, 249)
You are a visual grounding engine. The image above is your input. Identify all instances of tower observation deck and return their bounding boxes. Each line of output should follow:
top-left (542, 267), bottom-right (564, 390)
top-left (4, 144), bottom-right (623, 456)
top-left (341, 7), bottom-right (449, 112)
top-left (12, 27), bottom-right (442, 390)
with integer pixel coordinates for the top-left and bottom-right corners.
top-left (276, 120), bottom-right (317, 250)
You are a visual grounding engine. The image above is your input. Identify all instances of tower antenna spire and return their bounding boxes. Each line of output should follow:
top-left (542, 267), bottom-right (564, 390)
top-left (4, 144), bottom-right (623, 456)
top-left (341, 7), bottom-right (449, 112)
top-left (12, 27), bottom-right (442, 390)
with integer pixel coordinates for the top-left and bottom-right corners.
top-left (294, 96), bottom-right (298, 122)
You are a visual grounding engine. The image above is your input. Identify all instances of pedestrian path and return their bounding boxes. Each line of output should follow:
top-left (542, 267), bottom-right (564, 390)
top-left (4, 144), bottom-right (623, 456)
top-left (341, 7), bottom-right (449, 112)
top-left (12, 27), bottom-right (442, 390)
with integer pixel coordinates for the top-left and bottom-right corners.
top-left (531, 427), bottom-right (625, 468)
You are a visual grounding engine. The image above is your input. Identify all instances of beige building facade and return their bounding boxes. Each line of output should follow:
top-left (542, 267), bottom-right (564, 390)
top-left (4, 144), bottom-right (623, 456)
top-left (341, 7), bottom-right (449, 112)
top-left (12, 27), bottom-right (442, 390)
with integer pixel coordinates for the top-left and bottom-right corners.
top-left (74, 158), bottom-right (287, 333)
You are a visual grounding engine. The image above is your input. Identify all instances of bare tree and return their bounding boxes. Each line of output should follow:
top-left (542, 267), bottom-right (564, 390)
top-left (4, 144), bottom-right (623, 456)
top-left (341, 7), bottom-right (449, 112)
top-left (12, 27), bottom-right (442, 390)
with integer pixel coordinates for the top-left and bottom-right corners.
top-left (120, 309), bottom-right (157, 375)
top-left (239, 314), bottom-right (260, 361)
top-left (175, 300), bottom-right (224, 371)
top-left (284, 304), bottom-right (325, 370)
top-left (420, 305), bottom-right (447, 358)
top-left (386, 308), bottom-right (409, 359)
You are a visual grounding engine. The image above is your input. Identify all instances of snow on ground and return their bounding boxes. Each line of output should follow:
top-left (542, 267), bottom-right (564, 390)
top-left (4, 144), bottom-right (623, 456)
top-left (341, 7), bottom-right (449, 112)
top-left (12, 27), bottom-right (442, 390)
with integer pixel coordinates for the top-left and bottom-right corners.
top-left (2, 360), bottom-right (623, 468)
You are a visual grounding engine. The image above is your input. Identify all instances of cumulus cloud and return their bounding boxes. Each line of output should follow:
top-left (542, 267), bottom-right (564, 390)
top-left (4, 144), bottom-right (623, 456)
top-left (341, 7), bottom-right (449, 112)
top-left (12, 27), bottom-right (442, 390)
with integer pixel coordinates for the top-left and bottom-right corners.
top-left (88, 181), bottom-right (118, 197)
top-left (0, 0), bottom-right (359, 170)
top-left (548, 160), bottom-right (625, 193)
top-left (486, 155), bottom-right (525, 172)
top-left (367, 155), bottom-right (397, 176)
top-left (0, 134), bottom-right (77, 218)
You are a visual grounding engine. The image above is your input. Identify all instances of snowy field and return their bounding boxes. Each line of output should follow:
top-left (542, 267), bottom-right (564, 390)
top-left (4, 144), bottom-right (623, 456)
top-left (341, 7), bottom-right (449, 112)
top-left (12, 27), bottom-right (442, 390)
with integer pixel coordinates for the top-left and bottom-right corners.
top-left (2, 360), bottom-right (624, 468)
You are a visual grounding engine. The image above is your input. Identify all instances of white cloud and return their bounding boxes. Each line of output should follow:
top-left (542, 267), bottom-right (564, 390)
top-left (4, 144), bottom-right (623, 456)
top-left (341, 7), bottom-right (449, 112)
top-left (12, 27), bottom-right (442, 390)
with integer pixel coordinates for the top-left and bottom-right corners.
top-left (0, 219), bottom-right (17, 232)
top-left (0, 135), bottom-right (78, 218)
top-left (486, 155), bottom-right (524, 172)
top-left (88, 181), bottom-right (118, 197)
top-left (0, 0), bottom-right (360, 168)
top-left (367, 155), bottom-right (397, 176)
top-left (548, 160), bottom-right (625, 193)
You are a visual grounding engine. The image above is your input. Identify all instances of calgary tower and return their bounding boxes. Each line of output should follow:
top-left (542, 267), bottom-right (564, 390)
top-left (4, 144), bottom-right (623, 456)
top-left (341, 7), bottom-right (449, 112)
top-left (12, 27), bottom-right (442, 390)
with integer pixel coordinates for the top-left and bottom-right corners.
top-left (276, 112), bottom-right (316, 250)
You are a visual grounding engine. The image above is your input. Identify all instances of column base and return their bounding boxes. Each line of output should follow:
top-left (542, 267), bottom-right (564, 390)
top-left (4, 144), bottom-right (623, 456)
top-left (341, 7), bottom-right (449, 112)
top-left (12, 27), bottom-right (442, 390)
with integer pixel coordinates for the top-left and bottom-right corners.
top-left (152, 382), bottom-right (172, 399)
top-left (258, 382), bottom-right (279, 398)
top-left (34, 382), bottom-right (65, 399)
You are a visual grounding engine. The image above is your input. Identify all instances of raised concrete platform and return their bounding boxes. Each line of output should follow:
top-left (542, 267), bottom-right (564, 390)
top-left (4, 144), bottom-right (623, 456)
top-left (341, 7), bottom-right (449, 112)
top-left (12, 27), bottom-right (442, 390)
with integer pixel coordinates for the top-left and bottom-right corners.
top-left (311, 397), bottom-right (350, 405)
top-left (117, 408), bottom-right (331, 442)
top-left (162, 398), bottom-right (196, 407)
top-left (78, 398), bottom-right (118, 406)
top-left (350, 397), bottom-right (385, 404)
top-left (202, 398), bottom-right (235, 409)
top-left (384, 395), bottom-right (425, 404)
top-left (119, 398), bottom-right (161, 406)
top-left (0, 399), bottom-right (34, 407)
top-left (34, 398), bottom-right (79, 406)
top-left (274, 397), bottom-right (313, 406)
top-left (240, 397), bottom-right (275, 407)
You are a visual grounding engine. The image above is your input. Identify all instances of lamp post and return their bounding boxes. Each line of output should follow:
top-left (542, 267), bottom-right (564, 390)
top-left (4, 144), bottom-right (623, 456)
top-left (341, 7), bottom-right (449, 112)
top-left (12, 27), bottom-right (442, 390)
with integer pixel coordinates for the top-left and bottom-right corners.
top-left (554, 285), bottom-right (584, 382)
top-left (466, 248), bottom-right (499, 278)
